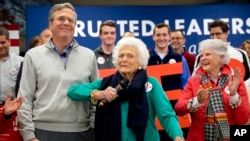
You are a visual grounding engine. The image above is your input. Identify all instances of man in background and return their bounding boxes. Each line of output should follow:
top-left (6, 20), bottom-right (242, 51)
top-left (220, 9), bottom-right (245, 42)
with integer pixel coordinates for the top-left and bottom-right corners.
top-left (122, 31), bottom-right (135, 37)
top-left (0, 26), bottom-right (23, 141)
top-left (0, 26), bottom-right (23, 99)
top-left (94, 20), bottom-right (116, 69)
top-left (39, 28), bottom-right (52, 45)
top-left (148, 23), bottom-right (190, 91)
top-left (171, 29), bottom-right (196, 74)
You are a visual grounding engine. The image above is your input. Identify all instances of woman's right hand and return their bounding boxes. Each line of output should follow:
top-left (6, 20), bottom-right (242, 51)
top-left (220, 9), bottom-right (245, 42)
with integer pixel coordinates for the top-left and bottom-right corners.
top-left (196, 88), bottom-right (209, 104)
top-left (95, 86), bottom-right (118, 102)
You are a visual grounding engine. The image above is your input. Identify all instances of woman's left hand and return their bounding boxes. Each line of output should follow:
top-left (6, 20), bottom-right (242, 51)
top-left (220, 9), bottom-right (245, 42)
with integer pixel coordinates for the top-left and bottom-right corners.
top-left (228, 67), bottom-right (241, 96)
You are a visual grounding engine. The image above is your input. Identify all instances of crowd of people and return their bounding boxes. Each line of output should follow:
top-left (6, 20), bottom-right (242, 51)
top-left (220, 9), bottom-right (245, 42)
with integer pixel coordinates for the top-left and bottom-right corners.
top-left (1, 2), bottom-right (250, 141)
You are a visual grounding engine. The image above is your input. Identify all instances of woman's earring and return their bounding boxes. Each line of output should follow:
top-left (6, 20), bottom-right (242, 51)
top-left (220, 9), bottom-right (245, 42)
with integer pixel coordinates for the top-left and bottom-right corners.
top-left (138, 66), bottom-right (142, 70)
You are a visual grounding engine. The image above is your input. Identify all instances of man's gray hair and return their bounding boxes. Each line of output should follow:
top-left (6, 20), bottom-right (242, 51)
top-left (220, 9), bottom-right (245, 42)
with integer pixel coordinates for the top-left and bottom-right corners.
top-left (48, 3), bottom-right (77, 22)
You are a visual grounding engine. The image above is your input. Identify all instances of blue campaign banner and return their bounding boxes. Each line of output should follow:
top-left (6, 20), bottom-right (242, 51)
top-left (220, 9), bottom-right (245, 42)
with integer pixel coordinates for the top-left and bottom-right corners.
top-left (26, 4), bottom-right (250, 55)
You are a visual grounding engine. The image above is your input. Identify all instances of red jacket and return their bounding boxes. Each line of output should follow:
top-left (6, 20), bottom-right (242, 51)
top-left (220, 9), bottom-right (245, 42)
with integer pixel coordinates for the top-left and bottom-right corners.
top-left (0, 106), bottom-right (23, 141)
top-left (0, 107), bottom-right (13, 134)
top-left (174, 65), bottom-right (249, 141)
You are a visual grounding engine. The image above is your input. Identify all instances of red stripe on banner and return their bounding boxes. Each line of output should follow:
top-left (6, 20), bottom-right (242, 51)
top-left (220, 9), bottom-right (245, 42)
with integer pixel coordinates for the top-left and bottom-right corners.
top-left (1, 24), bottom-right (19, 30)
top-left (10, 39), bottom-right (19, 46)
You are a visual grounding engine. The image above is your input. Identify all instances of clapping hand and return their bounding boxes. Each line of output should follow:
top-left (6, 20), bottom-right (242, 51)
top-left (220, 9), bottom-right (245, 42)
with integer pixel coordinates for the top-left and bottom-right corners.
top-left (228, 67), bottom-right (241, 96)
top-left (196, 87), bottom-right (209, 104)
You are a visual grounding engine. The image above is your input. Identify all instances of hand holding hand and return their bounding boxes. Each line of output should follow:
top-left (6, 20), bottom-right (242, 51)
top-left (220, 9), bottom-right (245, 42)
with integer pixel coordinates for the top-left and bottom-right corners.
top-left (3, 94), bottom-right (23, 115)
top-left (228, 67), bottom-right (241, 96)
top-left (95, 86), bottom-right (118, 102)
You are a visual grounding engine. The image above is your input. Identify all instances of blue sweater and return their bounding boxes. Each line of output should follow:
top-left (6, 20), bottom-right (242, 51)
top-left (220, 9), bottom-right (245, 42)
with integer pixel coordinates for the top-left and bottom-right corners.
top-left (148, 46), bottom-right (189, 91)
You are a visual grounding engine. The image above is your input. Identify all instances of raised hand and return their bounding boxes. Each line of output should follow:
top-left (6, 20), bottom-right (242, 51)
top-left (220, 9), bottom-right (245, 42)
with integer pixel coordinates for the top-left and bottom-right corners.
top-left (3, 94), bottom-right (23, 115)
top-left (228, 67), bottom-right (241, 96)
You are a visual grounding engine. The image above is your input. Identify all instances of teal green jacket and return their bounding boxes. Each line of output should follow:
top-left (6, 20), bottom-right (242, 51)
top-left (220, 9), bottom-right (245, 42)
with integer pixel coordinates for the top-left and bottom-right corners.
top-left (68, 76), bottom-right (183, 141)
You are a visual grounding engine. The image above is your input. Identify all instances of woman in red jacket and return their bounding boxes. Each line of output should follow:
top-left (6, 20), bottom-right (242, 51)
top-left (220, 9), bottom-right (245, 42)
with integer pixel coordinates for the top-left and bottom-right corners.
top-left (174, 39), bottom-right (249, 141)
top-left (0, 94), bottom-right (23, 134)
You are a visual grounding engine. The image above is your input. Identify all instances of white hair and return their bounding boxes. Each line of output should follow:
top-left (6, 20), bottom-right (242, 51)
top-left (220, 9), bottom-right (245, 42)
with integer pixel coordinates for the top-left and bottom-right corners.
top-left (199, 39), bottom-right (230, 65)
top-left (112, 37), bottom-right (149, 69)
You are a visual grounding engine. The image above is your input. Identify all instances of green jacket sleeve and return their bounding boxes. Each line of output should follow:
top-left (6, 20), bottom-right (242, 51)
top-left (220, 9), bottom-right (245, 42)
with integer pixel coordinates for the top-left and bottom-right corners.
top-left (67, 79), bottom-right (102, 101)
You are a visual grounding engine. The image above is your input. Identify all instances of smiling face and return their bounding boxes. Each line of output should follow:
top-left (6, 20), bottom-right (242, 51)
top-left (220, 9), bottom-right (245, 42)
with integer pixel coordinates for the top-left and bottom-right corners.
top-left (117, 46), bottom-right (140, 79)
top-left (199, 47), bottom-right (223, 75)
top-left (49, 7), bottom-right (76, 41)
top-left (171, 30), bottom-right (186, 51)
top-left (0, 35), bottom-right (10, 60)
top-left (152, 26), bottom-right (170, 49)
top-left (99, 25), bottom-right (116, 46)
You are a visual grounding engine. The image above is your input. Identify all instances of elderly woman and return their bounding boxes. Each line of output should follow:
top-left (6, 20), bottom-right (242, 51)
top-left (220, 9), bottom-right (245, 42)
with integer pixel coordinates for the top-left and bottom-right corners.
top-left (174, 39), bottom-right (249, 141)
top-left (68, 37), bottom-right (184, 141)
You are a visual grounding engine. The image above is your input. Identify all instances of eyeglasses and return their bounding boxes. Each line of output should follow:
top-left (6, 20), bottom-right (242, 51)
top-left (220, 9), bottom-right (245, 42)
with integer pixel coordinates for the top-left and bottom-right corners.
top-left (210, 32), bottom-right (224, 36)
top-left (53, 16), bottom-right (75, 24)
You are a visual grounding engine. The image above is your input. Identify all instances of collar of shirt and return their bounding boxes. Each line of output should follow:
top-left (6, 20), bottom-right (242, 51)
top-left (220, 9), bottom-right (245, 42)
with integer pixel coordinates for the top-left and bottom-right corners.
top-left (154, 47), bottom-right (168, 60)
top-left (207, 71), bottom-right (222, 84)
top-left (0, 53), bottom-right (10, 62)
top-left (49, 40), bottom-right (73, 57)
top-left (49, 40), bottom-right (73, 64)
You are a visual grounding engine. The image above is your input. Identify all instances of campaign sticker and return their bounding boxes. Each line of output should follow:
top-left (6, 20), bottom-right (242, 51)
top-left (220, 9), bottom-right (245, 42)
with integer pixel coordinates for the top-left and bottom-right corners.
top-left (97, 57), bottom-right (105, 64)
top-left (145, 82), bottom-right (152, 92)
top-left (169, 59), bottom-right (176, 64)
